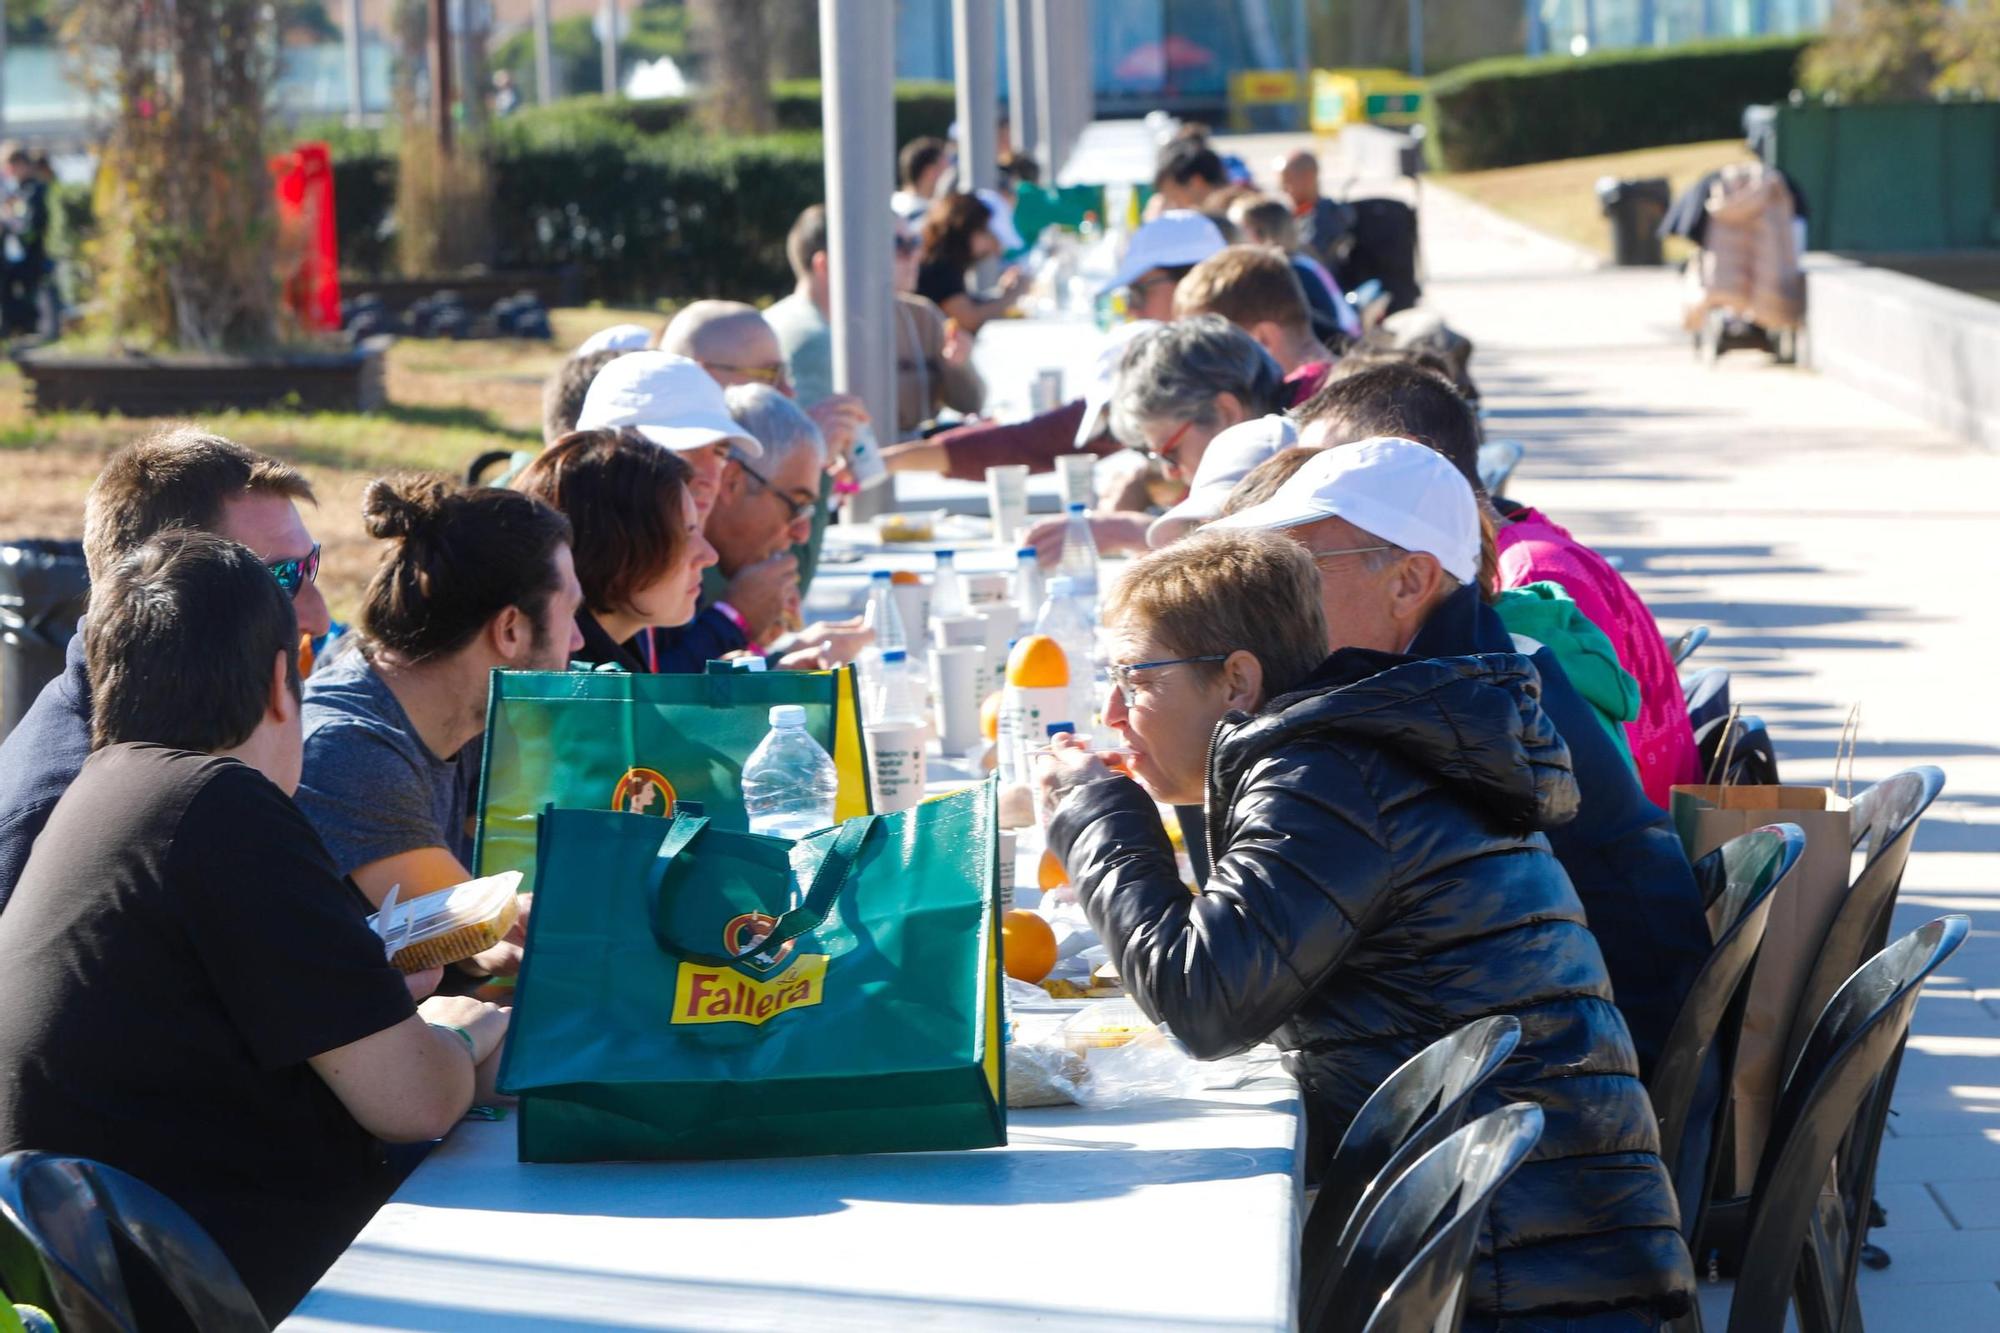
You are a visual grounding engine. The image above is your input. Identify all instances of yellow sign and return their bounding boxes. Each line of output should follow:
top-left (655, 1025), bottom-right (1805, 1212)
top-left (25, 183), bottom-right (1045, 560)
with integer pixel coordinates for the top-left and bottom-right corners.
top-left (1233, 69), bottom-right (1300, 103)
top-left (673, 955), bottom-right (828, 1026)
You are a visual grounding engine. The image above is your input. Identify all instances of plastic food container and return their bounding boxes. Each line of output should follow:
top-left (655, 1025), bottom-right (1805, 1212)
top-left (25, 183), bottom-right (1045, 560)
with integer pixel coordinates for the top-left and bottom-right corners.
top-left (367, 871), bottom-right (523, 974)
top-left (1059, 996), bottom-right (1154, 1053)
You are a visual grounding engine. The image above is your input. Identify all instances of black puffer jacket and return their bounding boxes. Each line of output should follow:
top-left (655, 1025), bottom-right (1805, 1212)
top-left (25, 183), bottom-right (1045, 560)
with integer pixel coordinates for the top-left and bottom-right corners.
top-left (1049, 650), bottom-right (1695, 1320)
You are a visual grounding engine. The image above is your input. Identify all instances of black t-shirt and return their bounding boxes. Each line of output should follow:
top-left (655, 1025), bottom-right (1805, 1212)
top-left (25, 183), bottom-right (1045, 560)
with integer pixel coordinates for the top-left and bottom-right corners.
top-left (0, 744), bottom-right (417, 1325)
top-left (915, 259), bottom-right (968, 309)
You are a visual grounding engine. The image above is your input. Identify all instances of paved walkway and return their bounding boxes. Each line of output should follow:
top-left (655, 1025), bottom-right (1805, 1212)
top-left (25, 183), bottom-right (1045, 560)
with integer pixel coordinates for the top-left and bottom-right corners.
top-left (1232, 125), bottom-right (2000, 1325)
top-left (1409, 173), bottom-right (2000, 1330)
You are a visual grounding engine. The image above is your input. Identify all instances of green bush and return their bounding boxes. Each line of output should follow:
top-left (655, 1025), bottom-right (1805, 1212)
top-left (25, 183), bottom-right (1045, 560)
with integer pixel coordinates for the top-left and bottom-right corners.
top-left (1425, 36), bottom-right (1810, 171)
top-left (505, 81), bottom-right (958, 150)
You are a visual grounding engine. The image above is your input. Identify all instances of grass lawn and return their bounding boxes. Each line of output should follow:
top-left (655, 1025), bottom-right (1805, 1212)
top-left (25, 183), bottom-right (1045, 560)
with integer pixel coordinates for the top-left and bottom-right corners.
top-left (1437, 139), bottom-right (1749, 262)
top-left (0, 305), bottom-right (662, 621)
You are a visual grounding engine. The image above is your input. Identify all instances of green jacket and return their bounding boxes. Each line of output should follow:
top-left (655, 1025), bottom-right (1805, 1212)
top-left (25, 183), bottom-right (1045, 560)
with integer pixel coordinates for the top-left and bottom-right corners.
top-left (1493, 582), bottom-right (1640, 771)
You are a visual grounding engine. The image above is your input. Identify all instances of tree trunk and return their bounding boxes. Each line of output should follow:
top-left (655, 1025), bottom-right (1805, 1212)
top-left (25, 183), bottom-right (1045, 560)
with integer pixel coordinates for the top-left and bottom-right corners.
top-left (765, 0), bottom-right (822, 82)
top-left (689, 0), bottom-right (775, 135)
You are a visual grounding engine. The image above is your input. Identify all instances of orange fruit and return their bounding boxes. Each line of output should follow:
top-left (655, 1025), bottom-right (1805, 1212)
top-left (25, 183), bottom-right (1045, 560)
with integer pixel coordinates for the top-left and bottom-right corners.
top-left (980, 690), bottom-right (1004, 741)
top-left (1005, 634), bottom-right (1070, 687)
top-left (890, 569), bottom-right (923, 585)
top-left (1001, 908), bottom-right (1059, 983)
top-left (1038, 847), bottom-right (1069, 890)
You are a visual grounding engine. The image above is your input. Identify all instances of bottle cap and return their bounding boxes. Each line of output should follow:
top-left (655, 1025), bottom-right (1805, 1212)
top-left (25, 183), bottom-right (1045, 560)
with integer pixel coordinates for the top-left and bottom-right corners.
top-left (769, 704), bottom-right (807, 727)
top-left (870, 569), bottom-right (892, 581)
top-left (934, 549), bottom-right (956, 562)
top-left (1017, 547), bottom-right (1037, 560)
top-left (1046, 722), bottom-right (1075, 736)
top-left (882, 649), bottom-right (908, 664)
top-left (1067, 502), bottom-right (1086, 515)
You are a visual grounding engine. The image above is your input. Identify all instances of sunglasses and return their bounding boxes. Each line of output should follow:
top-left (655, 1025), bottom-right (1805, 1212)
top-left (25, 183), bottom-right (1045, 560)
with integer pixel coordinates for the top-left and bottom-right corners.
top-left (267, 543), bottom-right (321, 598)
top-left (701, 361), bottom-right (791, 391)
top-left (894, 235), bottom-right (922, 256)
top-left (1138, 418), bottom-right (1198, 473)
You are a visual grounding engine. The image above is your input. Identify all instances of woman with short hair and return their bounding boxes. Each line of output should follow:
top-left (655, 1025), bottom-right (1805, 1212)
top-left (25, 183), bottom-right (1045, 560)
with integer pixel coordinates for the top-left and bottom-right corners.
top-left (1036, 527), bottom-right (1695, 1332)
top-left (513, 427), bottom-right (717, 672)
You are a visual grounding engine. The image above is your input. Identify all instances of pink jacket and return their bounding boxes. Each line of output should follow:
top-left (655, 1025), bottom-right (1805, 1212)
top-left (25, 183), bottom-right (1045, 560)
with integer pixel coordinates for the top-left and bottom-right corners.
top-left (1495, 508), bottom-right (1700, 807)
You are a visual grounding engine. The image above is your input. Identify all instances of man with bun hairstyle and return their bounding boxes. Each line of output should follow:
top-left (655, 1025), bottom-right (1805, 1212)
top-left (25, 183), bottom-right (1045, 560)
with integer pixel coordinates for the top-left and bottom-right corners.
top-left (296, 476), bottom-right (582, 981)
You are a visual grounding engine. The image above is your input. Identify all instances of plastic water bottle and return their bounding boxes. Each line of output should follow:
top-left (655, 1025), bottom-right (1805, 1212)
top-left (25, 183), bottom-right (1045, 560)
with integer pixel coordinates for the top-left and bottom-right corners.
top-left (1014, 547), bottom-right (1044, 626)
top-left (1055, 503), bottom-right (1100, 610)
top-left (743, 704), bottom-right (839, 840)
top-left (864, 570), bottom-right (908, 656)
top-left (1035, 577), bottom-right (1097, 732)
top-left (869, 648), bottom-right (926, 726)
top-left (931, 549), bottom-right (970, 622)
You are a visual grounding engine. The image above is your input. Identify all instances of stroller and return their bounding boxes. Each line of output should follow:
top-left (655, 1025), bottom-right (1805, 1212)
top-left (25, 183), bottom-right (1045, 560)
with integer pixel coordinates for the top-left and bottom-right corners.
top-left (1663, 160), bottom-right (1806, 365)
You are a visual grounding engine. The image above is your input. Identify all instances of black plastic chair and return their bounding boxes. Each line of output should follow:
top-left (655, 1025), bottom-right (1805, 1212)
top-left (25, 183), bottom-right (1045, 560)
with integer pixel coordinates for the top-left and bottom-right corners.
top-left (1684, 667), bottom-right (1732, 740)
top-left (1475, 440), bottom-right (1524, 498)
top-left (1721, 915), bottom-right (1969, 1333)
top-left (0, 1152), bottom-right (268, 1333)
top-left (1299, 1016), bottom-right (1522, 1332)
top-left (1667, 624), bottom-right (1711, 668)
top-left (1322, 1103), bottom-right (1545, 1333)
top-left (1695, 714), bottom-right (1781, 789)
top-left (1649, 824), bottom-right (1803, 1244)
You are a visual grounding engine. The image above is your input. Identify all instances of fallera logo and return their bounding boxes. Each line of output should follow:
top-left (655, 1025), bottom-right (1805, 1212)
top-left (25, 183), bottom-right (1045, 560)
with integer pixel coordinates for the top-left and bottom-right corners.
top-left (671, 912), bottom-right (827, 1027)
top-left (611, 767), bottom-right (675, 817)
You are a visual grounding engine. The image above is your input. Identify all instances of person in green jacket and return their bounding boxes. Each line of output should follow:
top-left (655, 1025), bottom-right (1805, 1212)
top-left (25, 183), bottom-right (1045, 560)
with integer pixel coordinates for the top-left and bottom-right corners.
top-left (1493, 581), bottom-right (1642, 772)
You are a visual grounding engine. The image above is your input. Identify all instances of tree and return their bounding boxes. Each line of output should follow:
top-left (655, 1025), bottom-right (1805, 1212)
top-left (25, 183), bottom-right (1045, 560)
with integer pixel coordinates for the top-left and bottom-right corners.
top-left (63, 0), bottom-right (278, 351)
top-left (687, 0), bottom-right (773, 134)
top-left (1799, 0), bottom-right (1948, 102)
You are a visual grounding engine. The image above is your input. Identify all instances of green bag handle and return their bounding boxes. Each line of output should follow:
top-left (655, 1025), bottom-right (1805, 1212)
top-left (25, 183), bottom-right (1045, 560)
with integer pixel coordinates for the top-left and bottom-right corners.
top-left (648, 813), bottom-right (879, 967)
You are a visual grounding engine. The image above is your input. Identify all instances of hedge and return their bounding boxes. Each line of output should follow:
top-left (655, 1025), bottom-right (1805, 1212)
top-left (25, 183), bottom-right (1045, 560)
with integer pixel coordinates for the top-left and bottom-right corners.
top-left (1424, 36), bottom-right (1810, 172)
top-left (506, 80), bottom-right (958, 151)
top-left (312, 113), bottom-right (827, 302)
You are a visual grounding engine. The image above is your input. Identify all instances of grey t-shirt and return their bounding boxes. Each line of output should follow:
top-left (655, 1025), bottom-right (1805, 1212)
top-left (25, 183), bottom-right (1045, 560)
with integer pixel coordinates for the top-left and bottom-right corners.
top-left (764, 290), bottom-right (833, 408)
top-left (296, 647), bottom-right (476, 879)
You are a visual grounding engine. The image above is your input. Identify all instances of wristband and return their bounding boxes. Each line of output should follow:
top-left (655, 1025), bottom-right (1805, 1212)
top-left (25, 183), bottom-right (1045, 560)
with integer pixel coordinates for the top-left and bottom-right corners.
top-left (430, 1022), bottom-right (477, 1062)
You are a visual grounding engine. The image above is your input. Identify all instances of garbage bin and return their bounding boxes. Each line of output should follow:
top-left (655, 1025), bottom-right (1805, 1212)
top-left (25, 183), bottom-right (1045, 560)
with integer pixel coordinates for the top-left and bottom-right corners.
top-left (1596, 176), bottom-right (1671, 266)
top-left (0, 540), bottom-right (89, 742)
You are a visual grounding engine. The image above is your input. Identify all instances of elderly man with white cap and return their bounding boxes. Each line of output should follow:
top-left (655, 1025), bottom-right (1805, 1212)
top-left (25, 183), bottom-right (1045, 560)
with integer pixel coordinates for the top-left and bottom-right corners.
top-left (1214, 438), bottom-right (1708, 1094)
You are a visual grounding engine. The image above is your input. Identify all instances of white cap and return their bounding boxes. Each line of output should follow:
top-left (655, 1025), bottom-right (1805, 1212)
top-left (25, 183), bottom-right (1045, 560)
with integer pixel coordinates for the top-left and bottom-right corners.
top-left (576, 351), bottom-right (763, 457)
top-left (975, 188), bottom-right (1024, 252)
top-left (1209, 436), bottom-right (1480, 585)
top-left (1145, 414), bottom-right (1297, 548)
top-left (769, 704), bottom-right (806, 727)
top-left (1101, 210), bottom-right (1226, 294)
top-left (1073, 318), bottom-right (1164, 447)
top-left (573, 322), bottom-right (654, 357)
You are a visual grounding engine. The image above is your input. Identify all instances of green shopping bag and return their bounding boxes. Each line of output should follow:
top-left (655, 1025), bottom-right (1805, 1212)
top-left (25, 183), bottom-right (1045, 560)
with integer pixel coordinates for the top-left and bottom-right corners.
top-left (474, 664), bottom-right (870, 896)
top-left (498, 781), bottom-right (1006, 1162)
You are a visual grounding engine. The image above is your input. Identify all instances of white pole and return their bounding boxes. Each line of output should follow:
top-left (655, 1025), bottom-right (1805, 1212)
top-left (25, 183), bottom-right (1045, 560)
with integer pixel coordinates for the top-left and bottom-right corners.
top-left (1030, 0), bottom-right (1057, 173)
top-left (534, 0), bottom-right (556, 104)
top-left (820, 0), bottom-right (898, 519)
top-left (1005, 0), bottom-right (1038, 169)
top-left (601, 0), bottom-right (620, 99)
top-left (344, 0), bottom-right (365, 126)
top-left (954, 0), bottom-right (999, 193)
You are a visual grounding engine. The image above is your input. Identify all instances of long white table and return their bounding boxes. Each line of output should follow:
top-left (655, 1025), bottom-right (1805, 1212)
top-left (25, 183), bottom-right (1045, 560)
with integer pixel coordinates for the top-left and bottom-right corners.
top-left (282, 1065), bottom-right (1303, 1331)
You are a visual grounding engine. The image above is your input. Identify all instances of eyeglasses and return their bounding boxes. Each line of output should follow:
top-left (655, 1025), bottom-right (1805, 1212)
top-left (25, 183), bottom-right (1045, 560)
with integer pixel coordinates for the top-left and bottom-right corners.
top-left (729, 451), bottom-right (816, 524)
top-left (1106, 654), bottom-right (1229, 707)
top-left (701, 360), bottom-right (791, 391)
top-left (1138, 418), bottom-right (1198, 473)
top-left (1309, 545), bottom-right (1395, 563)
top-left (267, 543), bottom-right (321, 598)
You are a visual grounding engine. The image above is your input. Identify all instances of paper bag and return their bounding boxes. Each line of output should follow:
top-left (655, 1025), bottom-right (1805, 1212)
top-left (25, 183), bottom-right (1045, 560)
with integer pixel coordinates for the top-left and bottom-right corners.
top-left (1671, 783), bottom-right (1852, 1193)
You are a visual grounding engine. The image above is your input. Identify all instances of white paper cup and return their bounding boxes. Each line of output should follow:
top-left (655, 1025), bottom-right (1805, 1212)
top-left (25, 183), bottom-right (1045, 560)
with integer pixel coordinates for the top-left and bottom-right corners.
top-left (976, 601), bottom-right (1020, 697)
top-left (930, 645), bottom-right (987, 756)
top-left (997, 827), bottom-right (1019, 912)
top-left (985, 464), bottom-right (1030, 548)
top-left (935, 612), bottom-right (988, 650)
top-left (1057, 452), bottom-right (1097, 510)
top-left (966, 572), bottom-right (1012, 606)
top-left (864, 720), bottom-right (929, 813)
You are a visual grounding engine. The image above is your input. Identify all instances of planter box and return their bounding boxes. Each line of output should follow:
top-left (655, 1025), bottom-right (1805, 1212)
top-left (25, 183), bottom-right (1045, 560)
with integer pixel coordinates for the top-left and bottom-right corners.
top-left (343, 269), bottom-right (581, 318)
top-left (15, 336), bottom-right (391, 416)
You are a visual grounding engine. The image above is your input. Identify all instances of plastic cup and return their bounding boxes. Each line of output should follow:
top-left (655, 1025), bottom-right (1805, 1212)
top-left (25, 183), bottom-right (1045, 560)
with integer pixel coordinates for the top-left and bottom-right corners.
top-left (1057, 452), bottom-right (1097, 510)
top-left (985, 464), bottom-right (1030, 548)
top-left (864, 720), bottom-right (929, 813)
top-left (976, 601), bottom-right (1019, 697)
top-left (929, 644), bottom-right (986, 756)
top-left (890, 577), bottom-right (931, 653)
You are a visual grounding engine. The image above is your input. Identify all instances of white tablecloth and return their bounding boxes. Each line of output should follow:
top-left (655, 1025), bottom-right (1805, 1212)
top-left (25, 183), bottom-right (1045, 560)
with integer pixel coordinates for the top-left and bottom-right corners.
top-left (282, 1071), bottom-right (1303, 1332)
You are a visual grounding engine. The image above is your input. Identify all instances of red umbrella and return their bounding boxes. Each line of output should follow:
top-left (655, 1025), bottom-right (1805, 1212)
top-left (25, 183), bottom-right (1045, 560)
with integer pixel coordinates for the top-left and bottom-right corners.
top-left (1113, 35), bottom-right (1217, 84)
